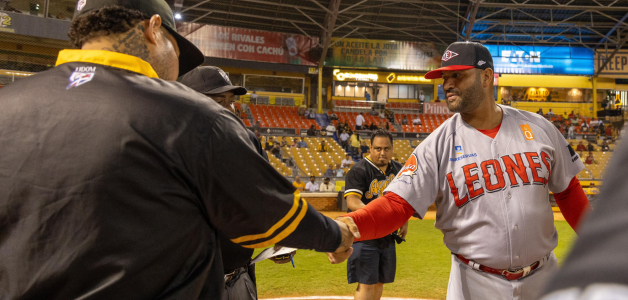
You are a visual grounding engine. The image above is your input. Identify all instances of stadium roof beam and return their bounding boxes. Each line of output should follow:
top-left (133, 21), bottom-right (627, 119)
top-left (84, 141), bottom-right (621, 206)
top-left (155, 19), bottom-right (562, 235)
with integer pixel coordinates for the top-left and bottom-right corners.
top-left (318, 0), bottom-right (342, 68)
top-left (594, 11), bottom-right (628, 49)
top-left (464, 0), bottom-right (482, 41)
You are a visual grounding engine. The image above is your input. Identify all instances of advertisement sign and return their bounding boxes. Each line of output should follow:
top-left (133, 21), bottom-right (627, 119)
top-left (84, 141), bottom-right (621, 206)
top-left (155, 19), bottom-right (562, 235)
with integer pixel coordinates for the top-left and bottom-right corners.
top-left (178, 23), bottom-right (319, 66)
top-left (484, 44), bottom-right (594, 75)
top-left (326, 38), bottom-right (446, 71)
top-left (423, 102), bottom-right (454, 115)
top-left (596, 50), bottom-right (628, 78)
top-left (332, 69), bottom-right (432, 84)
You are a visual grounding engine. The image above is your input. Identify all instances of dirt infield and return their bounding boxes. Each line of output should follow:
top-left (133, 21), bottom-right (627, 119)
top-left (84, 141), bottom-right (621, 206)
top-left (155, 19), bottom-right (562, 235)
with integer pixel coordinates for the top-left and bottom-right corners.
top-left (261, 297), bottom-right (434, 300)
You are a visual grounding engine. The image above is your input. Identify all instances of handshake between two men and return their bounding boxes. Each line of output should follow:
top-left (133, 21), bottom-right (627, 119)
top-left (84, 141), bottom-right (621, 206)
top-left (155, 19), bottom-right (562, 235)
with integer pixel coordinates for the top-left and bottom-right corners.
top-left (327, 217), bottom-right (362, 264)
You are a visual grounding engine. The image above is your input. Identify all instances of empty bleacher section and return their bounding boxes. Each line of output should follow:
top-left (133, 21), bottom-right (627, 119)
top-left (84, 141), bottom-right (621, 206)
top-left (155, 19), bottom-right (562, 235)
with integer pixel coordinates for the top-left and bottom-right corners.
top-left (247, 105), bottom-right (320, 130)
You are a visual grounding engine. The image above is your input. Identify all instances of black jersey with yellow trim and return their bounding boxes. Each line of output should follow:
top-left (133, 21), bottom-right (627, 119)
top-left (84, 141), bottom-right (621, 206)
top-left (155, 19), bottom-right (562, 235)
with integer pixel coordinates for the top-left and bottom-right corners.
top-left (0, 49), bottom-right (341, 300)
top-left (344, 156), bottom-right (403, 210)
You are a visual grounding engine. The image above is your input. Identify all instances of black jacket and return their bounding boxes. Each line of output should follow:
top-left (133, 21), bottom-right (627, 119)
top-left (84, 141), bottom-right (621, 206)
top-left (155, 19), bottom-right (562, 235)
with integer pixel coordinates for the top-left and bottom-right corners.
top-left (0, 50), bottom-right (340, 300)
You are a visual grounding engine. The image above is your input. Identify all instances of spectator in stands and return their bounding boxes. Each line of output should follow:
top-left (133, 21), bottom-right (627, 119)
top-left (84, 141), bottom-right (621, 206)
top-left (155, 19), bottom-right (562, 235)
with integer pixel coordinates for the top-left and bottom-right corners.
top-left (567, 124), bottom-right (575, 140)
top-left (412, 115), bottom-right (422, 125)
top-left (369, 107), bottom-right (378, 116)
top-left (568, 110), bottom-right (575, 119)
top-left (605, 125), bottom-right (612, 137)
top-left (292, 175), bottom-right (306, 193)
top-left (271, 143), bottom-right (281, 159)
top-left (385, 122), bottom-right (390, 131)
top-left (355, 112), bottom-right (365, 130)
top-left (319, 140), bottom-right (328, 152)
top-left (250, 90), bottom-right (258, 104)
top-left (369, 122), bottom-right (377, 131)
top-left (326, 122), bottom-right (336, 137)
top-left (350, 131), bottom-right (361, 157)
top-left (254, 130), bottom-right (262, 141)
top-left (401, 116), bottom-right (408, 125)
top-left (297, 106), bottom-right (306, 117)
top-left (581, 122), bottom-right (589, 133)
top-left (587, 141), bottom-right (595, 152)
top-left (590, 118), bottom-right (599, 127)
top-left (576, 141), bottom-right (586, 151)
top-left (537, 108), bottom-right (543, 115)
top-left (340, 130), bottom-right (350, 149)
top-left (280, 136), bottom-right (288, 148)
top-left (360, 141), bottom-right (370, 159)
top-left (342, 154), bottom-right (353, 168)
top-left (547, 109), bottom-right (555, 117)
top-left (601, 140), bottom-right (610, 151)
top-left (320, 177), bottom-right (335, 192)
top-left (264, 136), bottom-right (274, 151)
top-left (365, 91), bottom-right (371, 101)
top-left (307, 110), bottom-right (316, 120)
top-left (305, 176), bottom-right (319, 192)
top-left (335, 163), bottom-right (345, 177)
top-left (329, 110), bottom-right (338, 120)
top-left (585, 152), bottom-right (597, 165)
top-left (253, 120), bottom-right (261, 132)
top-left (379, 110), bottom-right (386, 119)
top-left (297, 137), bottom-right (308, 148)
top-left (598, 123), bottom-right (606, 136)
top-left (434, 98), bottom-right (441, 102)
top-left (586, 182), bottom-right (600, 207)
top-left (304, 109), bottom-right (310, 119)
top-left (307, 125), bottom-right (317, 136)
top-left (291, 138), bottom-right (298, 148)
top-left (324, 164), bottom-right (335, 177)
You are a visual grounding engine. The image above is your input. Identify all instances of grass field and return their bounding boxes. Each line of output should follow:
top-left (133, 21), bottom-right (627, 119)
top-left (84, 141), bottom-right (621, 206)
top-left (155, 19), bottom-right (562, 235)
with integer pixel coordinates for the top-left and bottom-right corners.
top-left (253, 220), bottom-right (577, 300)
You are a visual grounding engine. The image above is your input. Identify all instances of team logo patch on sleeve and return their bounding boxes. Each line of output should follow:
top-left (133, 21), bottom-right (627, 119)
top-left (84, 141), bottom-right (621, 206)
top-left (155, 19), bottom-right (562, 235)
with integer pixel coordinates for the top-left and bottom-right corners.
top-left (520, 124), bottom-right (535, 140)
top-left (67, 67), bottom-right (96, 90)
top-left (397, 153), bottom-right (418, 178)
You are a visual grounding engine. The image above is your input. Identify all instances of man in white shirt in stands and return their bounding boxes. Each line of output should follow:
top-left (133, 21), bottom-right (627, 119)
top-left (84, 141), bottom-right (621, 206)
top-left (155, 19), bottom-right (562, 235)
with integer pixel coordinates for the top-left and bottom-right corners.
top-left (355, 112), bottom-right (365, 130)
top-left (250, 90), bottom-right (258, 104)
top-left (412, 116), bottom-right (422, 125)
top-left (340, 130), bottom-right (350, 149)
top-left (326, 123), bottom-right (336, 137)
top-left (341, 154), bottom-right (353, 168)
top-left (305, 175), bottom-right (319, 192)
top-left (335, 163), bottom-right (345, 177)
top-left (319, 177), bottom-right (335, 192)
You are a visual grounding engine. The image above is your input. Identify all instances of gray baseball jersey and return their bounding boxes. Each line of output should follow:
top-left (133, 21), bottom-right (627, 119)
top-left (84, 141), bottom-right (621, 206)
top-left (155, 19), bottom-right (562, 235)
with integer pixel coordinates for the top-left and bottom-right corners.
top-left (385, 105), bottom-right (584, 269)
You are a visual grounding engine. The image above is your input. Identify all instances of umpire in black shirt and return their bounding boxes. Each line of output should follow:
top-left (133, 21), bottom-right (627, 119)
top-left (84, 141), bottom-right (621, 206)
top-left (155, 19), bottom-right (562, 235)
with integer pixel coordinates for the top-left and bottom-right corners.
top-left (0, 0), bottom-right (358, 299)
top-left (181, 66), bottom-right (281, 300)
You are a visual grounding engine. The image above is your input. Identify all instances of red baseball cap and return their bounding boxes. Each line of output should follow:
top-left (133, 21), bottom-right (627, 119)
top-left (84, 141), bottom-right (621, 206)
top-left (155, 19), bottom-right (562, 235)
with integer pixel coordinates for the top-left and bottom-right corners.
top-left (425, 42), bottom-right (494, 79)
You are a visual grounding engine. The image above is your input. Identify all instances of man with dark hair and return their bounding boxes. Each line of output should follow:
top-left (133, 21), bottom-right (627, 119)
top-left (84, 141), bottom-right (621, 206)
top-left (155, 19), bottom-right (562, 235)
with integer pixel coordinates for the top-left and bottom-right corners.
top-left (343, 129), bottom-right (406, 300)
top-left (0, 1), bottom-right (358, 299)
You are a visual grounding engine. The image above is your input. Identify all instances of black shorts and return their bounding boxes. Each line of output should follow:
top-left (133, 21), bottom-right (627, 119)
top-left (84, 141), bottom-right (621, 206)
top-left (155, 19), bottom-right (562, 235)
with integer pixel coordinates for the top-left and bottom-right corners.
top-left (347, 240), bottom-right (396, 285)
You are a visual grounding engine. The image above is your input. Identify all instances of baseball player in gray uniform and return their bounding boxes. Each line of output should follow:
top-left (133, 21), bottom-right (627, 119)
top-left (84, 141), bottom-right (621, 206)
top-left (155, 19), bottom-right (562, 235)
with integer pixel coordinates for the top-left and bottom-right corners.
top-left (330, 42), bottom-right (591, 300)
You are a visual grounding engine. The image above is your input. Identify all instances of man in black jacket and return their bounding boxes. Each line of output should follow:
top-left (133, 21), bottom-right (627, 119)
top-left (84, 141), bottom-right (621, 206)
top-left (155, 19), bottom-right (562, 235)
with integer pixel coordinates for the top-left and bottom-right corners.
top-left (0, 1), bottom-right (357, 299)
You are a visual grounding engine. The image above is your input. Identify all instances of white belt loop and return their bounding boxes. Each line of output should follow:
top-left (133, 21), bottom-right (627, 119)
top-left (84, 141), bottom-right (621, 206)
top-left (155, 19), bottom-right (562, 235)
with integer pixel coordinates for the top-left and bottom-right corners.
top-left (522, 266), bottom-right (532, 277)
top-left (468, 260), bottom-right (481, 270)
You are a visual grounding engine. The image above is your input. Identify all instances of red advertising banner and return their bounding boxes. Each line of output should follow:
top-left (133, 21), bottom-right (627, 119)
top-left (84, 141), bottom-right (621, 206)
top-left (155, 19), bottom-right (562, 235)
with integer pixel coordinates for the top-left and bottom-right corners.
top-left (178, 23), bottom-right (319, 66)
top-left (423, 102), bottom-right (454, 115)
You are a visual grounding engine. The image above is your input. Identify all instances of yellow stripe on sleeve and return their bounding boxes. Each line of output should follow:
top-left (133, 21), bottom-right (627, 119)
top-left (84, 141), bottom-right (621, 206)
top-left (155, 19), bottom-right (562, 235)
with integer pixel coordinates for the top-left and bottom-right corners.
top-left (230, 194), bottom-right (300, 244)
top-left (241, 199), bottom-right (309, 249)
top-left (344, 192), bottom-right (362, 198)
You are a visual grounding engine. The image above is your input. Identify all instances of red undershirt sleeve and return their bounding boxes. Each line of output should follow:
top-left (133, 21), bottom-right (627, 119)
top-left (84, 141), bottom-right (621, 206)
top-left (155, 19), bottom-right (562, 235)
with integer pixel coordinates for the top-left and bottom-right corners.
top-left (554, 176), bottom-right (590, 232)
top-left (343, 192), bottom-right (416, 242)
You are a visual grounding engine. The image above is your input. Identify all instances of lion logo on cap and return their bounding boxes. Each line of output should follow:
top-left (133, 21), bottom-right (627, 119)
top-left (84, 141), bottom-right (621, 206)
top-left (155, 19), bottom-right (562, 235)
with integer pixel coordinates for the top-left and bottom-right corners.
top-left (76, 0), bottom-right (86, 12)
top-left (442, 50), bottom-right (459, 62)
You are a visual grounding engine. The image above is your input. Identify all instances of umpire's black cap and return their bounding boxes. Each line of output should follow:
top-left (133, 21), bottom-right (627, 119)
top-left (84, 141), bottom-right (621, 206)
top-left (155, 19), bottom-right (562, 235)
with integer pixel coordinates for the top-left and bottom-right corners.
top-left (425, 42), bottom-right (493, 79)
top-left (74, 0), bottom-right (205, 77)
top-left (180, 66), bottom-right (247, 95)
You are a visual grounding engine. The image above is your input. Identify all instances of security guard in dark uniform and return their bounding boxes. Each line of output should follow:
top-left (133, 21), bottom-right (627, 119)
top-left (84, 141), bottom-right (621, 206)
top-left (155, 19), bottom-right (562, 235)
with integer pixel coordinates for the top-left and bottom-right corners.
top-left (344, 129), bottom-right (407, 300)
top-left (0, 0), bottom-right (356, 299)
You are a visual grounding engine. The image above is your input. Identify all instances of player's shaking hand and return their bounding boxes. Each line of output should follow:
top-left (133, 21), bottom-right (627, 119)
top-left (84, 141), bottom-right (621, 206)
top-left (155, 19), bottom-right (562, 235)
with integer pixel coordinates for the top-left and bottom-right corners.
top-left (326, 217), bottom-right (361, 264)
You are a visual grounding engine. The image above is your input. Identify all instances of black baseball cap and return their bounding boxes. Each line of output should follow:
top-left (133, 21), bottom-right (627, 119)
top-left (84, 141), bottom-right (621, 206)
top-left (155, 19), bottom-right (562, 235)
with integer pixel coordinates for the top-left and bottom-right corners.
top-left (425, 42), bottom-right (494, 79)
top-left (74, 0), bottom-right (205, 77)
top-left (180, 66), bottom-right (247, 95)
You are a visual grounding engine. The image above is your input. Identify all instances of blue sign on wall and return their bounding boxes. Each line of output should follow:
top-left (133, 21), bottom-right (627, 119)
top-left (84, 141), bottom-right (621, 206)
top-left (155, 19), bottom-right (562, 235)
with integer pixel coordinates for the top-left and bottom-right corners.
top-left (484, 45), bottom-right (594, 75)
